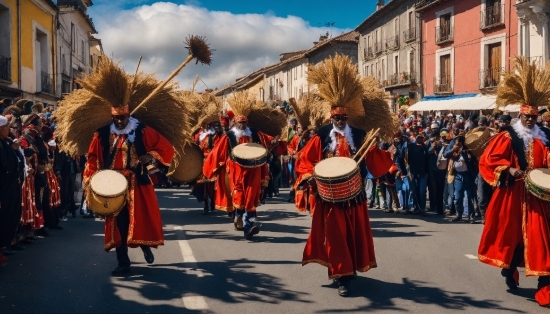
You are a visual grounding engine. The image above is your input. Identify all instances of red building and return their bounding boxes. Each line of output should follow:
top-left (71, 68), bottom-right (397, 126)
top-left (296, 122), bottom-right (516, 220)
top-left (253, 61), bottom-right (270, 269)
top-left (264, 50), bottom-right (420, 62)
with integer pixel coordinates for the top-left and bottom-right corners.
top-left (412, 0), bottom-right (518, 111)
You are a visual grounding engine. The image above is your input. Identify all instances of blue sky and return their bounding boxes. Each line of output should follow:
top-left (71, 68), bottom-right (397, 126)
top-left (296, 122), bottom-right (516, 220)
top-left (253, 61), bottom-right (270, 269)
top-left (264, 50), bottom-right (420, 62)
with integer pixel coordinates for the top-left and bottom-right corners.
top-left (94, 0), bottom-right (377, 30)
top-left (87, 1), bottom-right (378, 90)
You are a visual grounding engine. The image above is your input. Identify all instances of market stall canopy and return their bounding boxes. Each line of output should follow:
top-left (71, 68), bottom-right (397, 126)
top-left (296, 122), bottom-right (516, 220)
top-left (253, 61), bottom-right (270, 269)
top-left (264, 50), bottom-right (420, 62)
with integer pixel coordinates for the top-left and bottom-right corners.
top-left (407, 94), bottom-right (497, 111)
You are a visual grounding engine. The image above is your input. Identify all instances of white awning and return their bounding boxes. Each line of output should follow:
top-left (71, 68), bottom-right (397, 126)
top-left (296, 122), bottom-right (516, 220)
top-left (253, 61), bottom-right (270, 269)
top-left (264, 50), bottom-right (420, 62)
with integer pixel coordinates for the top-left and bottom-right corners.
top-left (407, 95), bottom-right (496, 111)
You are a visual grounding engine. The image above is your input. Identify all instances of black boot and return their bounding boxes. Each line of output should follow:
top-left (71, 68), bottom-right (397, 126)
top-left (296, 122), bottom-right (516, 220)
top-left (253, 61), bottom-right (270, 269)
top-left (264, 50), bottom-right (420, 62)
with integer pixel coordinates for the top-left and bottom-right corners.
top-left (337, 276), bottom-right (352, 297)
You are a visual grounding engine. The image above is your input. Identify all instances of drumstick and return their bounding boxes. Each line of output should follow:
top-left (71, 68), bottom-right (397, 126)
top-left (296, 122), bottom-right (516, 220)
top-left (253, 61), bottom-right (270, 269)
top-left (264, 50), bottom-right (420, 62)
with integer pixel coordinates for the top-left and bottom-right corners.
top-left (352, 128), bottom-right (380, 160)
top-left (356, 141), bottom-right (377, 167)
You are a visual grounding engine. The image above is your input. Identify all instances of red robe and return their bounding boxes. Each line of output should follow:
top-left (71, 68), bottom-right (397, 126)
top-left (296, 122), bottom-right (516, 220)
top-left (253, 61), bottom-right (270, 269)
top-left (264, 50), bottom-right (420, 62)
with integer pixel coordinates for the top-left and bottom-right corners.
top-left (195, 132), bottom-right (222, 201)
top-left (84, 126), bottom-right (174, 251)
top-left (203, 129), bottom-right (273, 212)
top-left (478, 132), bottom-right (550, 275)
top-left (296, 132), bottom-right (393, 279)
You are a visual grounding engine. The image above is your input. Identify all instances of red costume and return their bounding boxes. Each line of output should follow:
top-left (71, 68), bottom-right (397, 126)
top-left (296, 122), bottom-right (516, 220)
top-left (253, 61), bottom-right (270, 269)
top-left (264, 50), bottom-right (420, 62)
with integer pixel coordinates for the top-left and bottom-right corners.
top-left (193, 129), bottom-right (223, 211)
top-left (295, 124), bottom-right (392, 279)
top-left (84, 121), bottom-right (174, 251)
top-left (478, 121), bottom-right (550, 306)
top-left (203, 127), bottom-right (272, 213)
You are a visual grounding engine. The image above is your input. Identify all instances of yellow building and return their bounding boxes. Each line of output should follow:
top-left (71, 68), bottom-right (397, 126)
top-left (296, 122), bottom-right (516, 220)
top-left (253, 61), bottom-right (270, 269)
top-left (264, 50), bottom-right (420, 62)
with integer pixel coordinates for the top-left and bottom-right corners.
top-left (0, 0), bottom-right (58, 105)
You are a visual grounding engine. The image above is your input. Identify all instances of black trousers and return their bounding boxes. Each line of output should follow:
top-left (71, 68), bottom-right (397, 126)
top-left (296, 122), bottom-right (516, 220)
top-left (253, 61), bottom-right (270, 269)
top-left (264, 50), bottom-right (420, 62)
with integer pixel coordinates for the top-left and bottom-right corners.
top-left (477, 172), bottom-right (493, 219)
top-left (0, 182), bottom-right (22, 247)
top-left (115, 207), bottom-right (148, 267)
top-left (429, 169), bottom-right (446, 213)
top-left (59, 172), bottom-right (77, 216)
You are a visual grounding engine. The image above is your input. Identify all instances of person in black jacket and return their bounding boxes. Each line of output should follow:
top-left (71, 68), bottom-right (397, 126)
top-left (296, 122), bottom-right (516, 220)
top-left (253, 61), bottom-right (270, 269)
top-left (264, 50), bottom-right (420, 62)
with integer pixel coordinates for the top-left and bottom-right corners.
top-left (427, 133), bottom-right (447, 214)
top-left (444, 135), bottom-right (478, 222)
top-left (54, 144), bottom-right (79, 220)
top-left (0, 115), bottom-right (24, 262)
top-left (407, 134), bottom-right (429, 214)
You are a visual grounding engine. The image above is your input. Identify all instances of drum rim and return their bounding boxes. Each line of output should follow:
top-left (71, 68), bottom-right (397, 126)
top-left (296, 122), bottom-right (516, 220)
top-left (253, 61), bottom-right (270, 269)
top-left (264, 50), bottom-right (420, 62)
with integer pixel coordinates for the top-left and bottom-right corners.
top-left (314, 166), bottom-right (360, 183)
top-left (89, 170), bottom-right (129, 198)
top-left (230, 144), bottom-right (268, 168)
top-left (525, 169), bottom-right (550, 201)
top-left (313, 157), bottom-right (359, 179)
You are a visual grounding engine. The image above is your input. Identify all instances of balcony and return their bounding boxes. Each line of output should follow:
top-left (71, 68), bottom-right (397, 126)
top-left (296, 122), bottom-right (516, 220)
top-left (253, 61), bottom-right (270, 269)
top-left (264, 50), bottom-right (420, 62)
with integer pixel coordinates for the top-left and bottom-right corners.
top-left (374, 41), bottom-right (383, 54)
top-left (383, 71), bottom-right (417, 88)
top-left (57, 0), bottom-right (88, 13)
top-left (435, 25), bottom-right (453, 45)
top-left (434, 76), bottom-right (453, 94)
top-left (386, 36), bottom-right (399, 50)
top-left (363, 47), bottom-right (374, 60)
top-left (40, 71), bottom-right (54, 94)
top-left (479, 67), bottom-right (503, 89)
top-left (403, 27), bottom-right (417, 42)
top-left (0, 55), bottom-right (10, 82)
top-left (481, 4), bottom-right (505, 30)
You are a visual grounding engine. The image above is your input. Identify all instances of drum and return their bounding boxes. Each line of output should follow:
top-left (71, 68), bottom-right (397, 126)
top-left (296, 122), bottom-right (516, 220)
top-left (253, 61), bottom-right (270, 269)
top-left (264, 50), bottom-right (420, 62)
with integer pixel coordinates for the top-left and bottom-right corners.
top-left (231, 143), bottom-right (268, 168)
top-left (88, 170), bottom-right (128, 216)
top-left (168, 143), bottom-right (203, 183)
top-left (313, 157), bottom-right (363, 203)
top-left (465, 127), bottom-right (493, 158)
top-left (525, 168), bottom-right (550, 201)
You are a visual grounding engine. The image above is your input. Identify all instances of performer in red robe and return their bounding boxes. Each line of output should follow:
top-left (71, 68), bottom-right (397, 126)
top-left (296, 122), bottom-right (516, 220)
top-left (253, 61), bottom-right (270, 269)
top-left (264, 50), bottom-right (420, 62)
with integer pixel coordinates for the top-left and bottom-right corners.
top-left (203, 114), bottom-right (274, 239)
top-left (192, 121), bottom-right (224, 214)
top-left (478, 105), bottom-right (550, 306)
top-left (295, 107), bottom-right (393, 297)
top-left (83, 105), bottom-right (174, 276)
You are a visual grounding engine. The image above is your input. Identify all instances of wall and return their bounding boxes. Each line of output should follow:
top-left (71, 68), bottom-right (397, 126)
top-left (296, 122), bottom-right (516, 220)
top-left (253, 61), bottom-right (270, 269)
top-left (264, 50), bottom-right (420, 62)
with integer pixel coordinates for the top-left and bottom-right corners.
top-left (420, 0), bottom-right (517, 96)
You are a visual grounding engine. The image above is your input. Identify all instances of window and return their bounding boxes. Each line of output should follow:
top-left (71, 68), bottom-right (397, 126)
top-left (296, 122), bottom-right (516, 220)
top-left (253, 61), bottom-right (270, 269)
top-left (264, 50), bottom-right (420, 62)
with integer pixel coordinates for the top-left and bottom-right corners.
top-left (409, 12), bottom-right (414, 30)
top-left (410, 51), bottom-right (415, 77)
top-left (81, 40), bottom-right (85, 62)
top-left (382, 59), bottom-right (385, 80)
top-left (395, 19), bottom-right (399, 36)
top-left (394, 56), bottom-right (399, 75)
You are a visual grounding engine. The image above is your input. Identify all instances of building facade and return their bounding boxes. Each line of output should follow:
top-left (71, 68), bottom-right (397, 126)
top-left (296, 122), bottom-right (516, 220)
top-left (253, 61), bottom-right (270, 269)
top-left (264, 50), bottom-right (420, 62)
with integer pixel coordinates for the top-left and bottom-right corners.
top-left (56, 0), bottom-right (97, 96)
top-left (356, 0), bottom-right (422, 112)
top-left (417, 0), bottom-right (518, 102)
top-left (516, 0), bottom-right (550, 65)
top-left (0, 0), bottom-right (58, 105)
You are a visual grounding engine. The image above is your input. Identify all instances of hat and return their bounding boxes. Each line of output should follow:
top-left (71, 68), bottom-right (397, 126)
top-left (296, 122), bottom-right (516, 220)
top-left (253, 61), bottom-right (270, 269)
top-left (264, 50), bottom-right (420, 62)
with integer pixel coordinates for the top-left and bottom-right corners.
top-left (499, 114), bottom-right (512, 122)
top-left (479, 117), bottom-right (488, 124)
top-left (290, 117), bottom-right (297, 123)
top-left (111, 105), bottom-right (130, 116)
top-left (22, 114), bottom-right (39, 126)
top-left (226, 110), bottom-right (234, 120)
top-left (234, 115), bottom-right (247, 123)
top-left (0, 115), bottom-right (7, 127)
top-left (330, 106), bottom-right (348, 118)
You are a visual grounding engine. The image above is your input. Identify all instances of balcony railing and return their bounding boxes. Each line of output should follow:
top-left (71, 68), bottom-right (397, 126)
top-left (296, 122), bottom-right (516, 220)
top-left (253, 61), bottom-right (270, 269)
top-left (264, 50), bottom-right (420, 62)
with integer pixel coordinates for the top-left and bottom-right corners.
top-left (386, 36), bottom-right (399, 50)
top-left (383, 71), bottom-right (417, 88)
top-left (41, 71), bottom-right (54, 94)
top-left (434, 76), bottom-right (453, 94)
top-left (435, 25), bottom-right (453, 45)
top-left (481, 4), bottom-right (505, 30)
top-left (374, 41), bottom-right (383, 54)
top-left (364, 47), bottom-right (374, 60)
top-left (403, 27), bottom-right (417, 42)
top-left (0, 55), bottom-right (10, 82)
top-left (479, 67), bottom-right (504, 89)
top-left (57, 0), bottom-right (88, 13)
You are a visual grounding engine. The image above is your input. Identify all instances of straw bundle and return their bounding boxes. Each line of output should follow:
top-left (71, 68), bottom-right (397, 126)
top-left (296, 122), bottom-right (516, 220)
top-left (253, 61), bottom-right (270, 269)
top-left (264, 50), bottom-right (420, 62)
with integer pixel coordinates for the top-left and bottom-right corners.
top-left (496, 56), bottom-right (550, 110)
top-left (227, 91), bottom-right (256, 117)
top-left (192, 93), bottom-right (223, 134)
top-left (247, 107), bottom-right (288, 137)
top-left (14, 99), bottom-right (29, 110)
top-left (347, 76), bottom-right (399, 141)
top-left (307, 53), bottom-right (365, 116)
top-left (288, 97), bottom-right (311, 129)
top-left (55, 55), bottom-right (191, 157)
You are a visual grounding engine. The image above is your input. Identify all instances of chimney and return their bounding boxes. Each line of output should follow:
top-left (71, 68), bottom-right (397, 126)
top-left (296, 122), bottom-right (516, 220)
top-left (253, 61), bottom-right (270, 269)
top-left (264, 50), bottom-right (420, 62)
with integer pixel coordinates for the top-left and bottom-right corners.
top-left (377, 0), bottom-right (385, 10)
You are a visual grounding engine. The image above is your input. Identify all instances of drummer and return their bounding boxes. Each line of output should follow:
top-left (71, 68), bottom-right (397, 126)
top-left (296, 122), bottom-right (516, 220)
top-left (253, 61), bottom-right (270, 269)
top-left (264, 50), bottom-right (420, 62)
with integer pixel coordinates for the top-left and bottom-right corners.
top-left (203, 114), bottom-right (276, 240)
top-left (83, 104), bottom-right (174, 276)
top-left (295, 106), bottom-right (393, 297)
top-left (478, 104), bottom-right (550, 305)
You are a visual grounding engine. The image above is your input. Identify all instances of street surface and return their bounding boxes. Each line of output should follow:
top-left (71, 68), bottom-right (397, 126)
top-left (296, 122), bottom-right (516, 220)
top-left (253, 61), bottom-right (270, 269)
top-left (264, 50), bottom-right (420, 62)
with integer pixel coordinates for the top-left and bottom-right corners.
top-left (0, 187), bottom-right (545, 313)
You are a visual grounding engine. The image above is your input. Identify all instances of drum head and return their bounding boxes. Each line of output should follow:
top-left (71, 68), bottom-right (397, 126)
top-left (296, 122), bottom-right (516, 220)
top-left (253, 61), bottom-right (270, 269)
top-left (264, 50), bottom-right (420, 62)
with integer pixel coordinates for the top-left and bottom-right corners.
top-left (168, 143), bottom-right (204, 183)
top-left (314, 157), bottom-right (357, 178)
top-left (232, 143), bottom-right (267, 159)
top-left (528, 168), bottom-right (550, 185)
top-left (90, 170), bottom-right (128, 196)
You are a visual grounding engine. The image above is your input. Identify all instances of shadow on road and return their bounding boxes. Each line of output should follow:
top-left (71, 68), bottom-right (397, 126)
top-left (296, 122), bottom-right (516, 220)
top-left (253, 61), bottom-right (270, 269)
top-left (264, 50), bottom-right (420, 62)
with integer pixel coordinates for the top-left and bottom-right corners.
top-left (108, 258), bottom-right (310, 312)
top-left (316, 277), bottom-right (527, 313)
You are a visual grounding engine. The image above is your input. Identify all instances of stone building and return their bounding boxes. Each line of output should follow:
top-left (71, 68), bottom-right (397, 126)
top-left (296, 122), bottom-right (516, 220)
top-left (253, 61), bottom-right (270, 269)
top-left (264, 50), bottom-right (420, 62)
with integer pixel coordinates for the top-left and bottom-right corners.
top-left (356, 0), bottom-right (422, 112)
top-left (516, 0), bottom-right (550, 65)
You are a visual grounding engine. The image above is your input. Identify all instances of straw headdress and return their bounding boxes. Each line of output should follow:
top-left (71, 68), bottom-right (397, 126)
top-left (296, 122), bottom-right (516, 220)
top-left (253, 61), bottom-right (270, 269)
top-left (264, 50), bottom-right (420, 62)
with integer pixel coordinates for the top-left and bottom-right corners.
top-left (307, 53), bottom-right (397, 139)
top-left (228, 91), bottom-right (287, 136)
top-left (496, 56), bottom-right (550, 110)
top-left (55, 56), bottom-right (192, 157)
top-left (192, 93), bottom-right (223, 135)
top-left (3, 105), bottom-right (22, 117)
top-left (31, 102), bottom-right (44, 114)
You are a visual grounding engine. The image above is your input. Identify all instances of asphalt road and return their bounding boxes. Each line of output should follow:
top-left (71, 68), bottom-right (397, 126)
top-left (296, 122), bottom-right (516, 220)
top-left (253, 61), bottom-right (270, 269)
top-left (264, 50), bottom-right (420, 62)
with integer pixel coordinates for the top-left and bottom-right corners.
top-left (0, 187), bottom-right (546, 313)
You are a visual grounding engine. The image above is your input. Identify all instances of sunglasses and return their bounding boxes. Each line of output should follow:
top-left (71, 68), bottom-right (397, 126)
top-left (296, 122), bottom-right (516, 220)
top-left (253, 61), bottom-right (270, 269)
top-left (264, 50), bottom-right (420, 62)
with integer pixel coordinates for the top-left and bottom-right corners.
top-left (333, 115), bottom-right (348, 121)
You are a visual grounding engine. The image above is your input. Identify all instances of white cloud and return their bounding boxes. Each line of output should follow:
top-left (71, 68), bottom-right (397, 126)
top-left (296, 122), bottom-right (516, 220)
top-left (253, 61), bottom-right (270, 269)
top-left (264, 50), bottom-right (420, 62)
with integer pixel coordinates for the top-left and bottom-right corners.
top-left (90, 2), bottom-right (349, 91)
